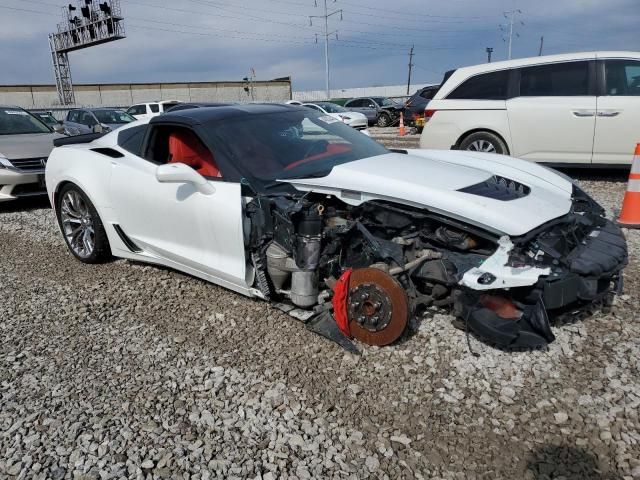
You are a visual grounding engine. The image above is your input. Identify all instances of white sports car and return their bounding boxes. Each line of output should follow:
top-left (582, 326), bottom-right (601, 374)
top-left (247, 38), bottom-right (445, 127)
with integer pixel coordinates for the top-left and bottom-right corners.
top-left (45, 104), bottom-right (627, 351)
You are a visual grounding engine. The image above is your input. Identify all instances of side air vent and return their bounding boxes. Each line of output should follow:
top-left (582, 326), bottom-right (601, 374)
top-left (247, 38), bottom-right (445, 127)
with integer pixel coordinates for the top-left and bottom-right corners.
top-left (91, 148), bottom-right (124, 158)
top-left (458, 175), bottom-right (530, 201)
top-left (112, 224), bottom-right (143, 253)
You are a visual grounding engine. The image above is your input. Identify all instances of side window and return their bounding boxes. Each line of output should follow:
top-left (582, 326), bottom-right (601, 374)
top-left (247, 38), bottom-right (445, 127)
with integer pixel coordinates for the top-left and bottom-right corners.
top-left (345, 99), bottom-right (358, 108)
top-left (84, 112), bottom-right (97, 126)
top-left (149, 104), bottom-right (160, 113)
top-left (604, 60), bottom-right (640, 96)
top-left (519, 61), bottom-right (589, 96)
top-left (305, 104), bottom-right (322, 112)
top-left (127, 105), bottom-right (143, 116)
top-left (67, 111), bottom-right (78, 122)
top-left (448, 70), bottom-right (509, 100)
top-left (117, 125), bottom-right (146, 156)
top-left (420, 88), bottom-right (437, 100)
top-left (144, 126), bottom-right (221, 179)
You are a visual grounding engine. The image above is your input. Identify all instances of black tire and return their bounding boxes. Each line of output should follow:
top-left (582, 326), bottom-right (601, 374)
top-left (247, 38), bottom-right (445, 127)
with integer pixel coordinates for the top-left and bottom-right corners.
top-left (459, 131), bottom-right (508, 155)
top-left (56, 184), bottom-right (111, 264)
top-left (377, 112), bottom-right (392, 127)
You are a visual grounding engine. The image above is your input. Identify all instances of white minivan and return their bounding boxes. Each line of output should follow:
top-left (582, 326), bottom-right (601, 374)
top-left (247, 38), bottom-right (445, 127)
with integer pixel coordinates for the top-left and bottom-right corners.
top-left (420, 51), bottom-right (640, 166)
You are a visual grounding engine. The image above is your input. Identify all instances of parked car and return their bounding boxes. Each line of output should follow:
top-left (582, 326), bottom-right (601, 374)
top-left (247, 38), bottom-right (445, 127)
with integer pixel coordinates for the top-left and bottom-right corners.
top-left (126, 100), bottom-right (181, 120)
top-left (302, 102), bottom-right (369, 133)
top-left (165, 102), bottom-right (233, 113)
top-left (420, 51), bottom-right (640, 166)
top-left (0, 106), bottom-right (64, 202)
top-left (45, 104), bottom-right (626, 351)
top-left (64, 108), bottom-right (135, 136)
top-left (343, 97), bottom-right (404, 127)
top-left (33, 111), bottom-right (65, 133)
top-left (404, 85), bottom-right (440, 131)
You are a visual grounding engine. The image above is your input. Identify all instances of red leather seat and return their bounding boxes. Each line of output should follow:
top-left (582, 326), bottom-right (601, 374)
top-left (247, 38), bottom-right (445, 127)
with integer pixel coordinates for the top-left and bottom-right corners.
top-left (168, 130), bottom-right (221, 178)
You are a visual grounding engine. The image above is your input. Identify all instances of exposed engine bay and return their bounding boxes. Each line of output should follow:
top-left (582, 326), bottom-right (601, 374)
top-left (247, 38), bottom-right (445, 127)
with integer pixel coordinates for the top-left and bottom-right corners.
top-left (245, 186), bottom-right (627, 352)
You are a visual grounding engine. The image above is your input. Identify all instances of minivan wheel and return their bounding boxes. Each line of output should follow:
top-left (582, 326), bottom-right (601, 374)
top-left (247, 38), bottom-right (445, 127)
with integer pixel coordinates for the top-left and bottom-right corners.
top-left (57, 184), bottom-right (111, 264)
top-left (459, 132), bottom-right (508, 155)
top-left (377, 112), bottom-right (391, 127)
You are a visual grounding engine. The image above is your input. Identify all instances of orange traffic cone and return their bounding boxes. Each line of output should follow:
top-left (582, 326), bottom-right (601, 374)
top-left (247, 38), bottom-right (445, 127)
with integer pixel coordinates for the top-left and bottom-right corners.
top-left (399, 112), bottom-right (406, 137)
top-left (617, 143), bottom-right (640, 228)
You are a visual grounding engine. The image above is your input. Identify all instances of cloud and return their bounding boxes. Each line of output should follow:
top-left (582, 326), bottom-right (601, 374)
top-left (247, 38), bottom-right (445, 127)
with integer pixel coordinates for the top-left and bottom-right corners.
top-left (0, 0), bottom-right (637, 91)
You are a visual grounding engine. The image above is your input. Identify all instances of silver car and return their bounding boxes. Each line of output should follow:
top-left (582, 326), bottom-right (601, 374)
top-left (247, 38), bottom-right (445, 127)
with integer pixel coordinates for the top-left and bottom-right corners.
top-left (0, 106), bottom-right (64, 202)
top-left (64, 108), bottom-right (135, 136)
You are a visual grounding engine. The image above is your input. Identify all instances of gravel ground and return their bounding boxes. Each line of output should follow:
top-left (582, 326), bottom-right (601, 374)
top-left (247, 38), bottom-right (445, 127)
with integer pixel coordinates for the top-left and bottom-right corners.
top-left (1, 134), bottom-right (639, 480)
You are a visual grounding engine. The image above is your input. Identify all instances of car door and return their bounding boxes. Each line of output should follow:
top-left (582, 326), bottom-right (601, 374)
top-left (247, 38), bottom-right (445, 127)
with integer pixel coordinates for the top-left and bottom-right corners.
top-left (592, 58), bottom-right (640, 164)
top-left (64, 110), bottom-right (84, 135)
top-left (506, 59), bottom-right (596, 164)
top-left (81, 112), bottom-right (99, 134)
top-left (346, 99), bottom-right (376, 124)
top-left (109, 123), bottom-right (248, 289)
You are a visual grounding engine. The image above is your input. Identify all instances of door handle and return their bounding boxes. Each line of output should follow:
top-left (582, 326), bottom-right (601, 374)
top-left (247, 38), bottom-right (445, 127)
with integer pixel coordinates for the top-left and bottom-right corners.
top-left (572, 110), bottom-right (595, 117)
top-left (597, 111), bottom-right (621, 117)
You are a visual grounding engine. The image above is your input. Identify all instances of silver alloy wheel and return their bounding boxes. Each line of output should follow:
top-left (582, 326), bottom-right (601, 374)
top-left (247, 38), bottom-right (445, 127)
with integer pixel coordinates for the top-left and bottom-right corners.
top-left (60, 190), bottom-right (95, 258)
top-left (467, 139), bottom-right (496, 153)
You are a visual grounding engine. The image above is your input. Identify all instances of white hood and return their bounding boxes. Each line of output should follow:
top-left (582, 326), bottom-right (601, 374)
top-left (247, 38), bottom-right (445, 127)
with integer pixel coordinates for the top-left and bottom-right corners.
top-left (284, 150), bottom-right (574, 236)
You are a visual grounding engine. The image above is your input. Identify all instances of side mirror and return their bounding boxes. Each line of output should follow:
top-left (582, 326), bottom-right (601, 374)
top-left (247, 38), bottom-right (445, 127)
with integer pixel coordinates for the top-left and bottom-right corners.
top-left (53, 124), bottom-right (66, 134)
top-left (92, 124), bottom-right (103, 133)
top-left (155, 163), bottom-right (215, 195)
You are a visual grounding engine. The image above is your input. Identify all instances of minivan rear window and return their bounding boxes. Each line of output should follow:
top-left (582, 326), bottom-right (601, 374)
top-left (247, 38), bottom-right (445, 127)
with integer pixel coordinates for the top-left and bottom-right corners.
top-left (519, 61), bottom-right (589, 96)
top-left (447, 70), bottom-right (508, 100)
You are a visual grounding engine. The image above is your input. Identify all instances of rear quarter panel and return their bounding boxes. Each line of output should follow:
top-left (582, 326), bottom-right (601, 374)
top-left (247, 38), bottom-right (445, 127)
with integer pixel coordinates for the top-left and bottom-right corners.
top-left (45, 145), bottom-right (115, 212)
top-left (419, 99), bottom-right (511, 150)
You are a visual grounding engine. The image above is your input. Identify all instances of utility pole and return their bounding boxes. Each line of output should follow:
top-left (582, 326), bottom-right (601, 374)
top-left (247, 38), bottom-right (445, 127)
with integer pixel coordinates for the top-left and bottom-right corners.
top-left (406, 45), bottom-right (414, 95)
top-left (501, 9), bottom-right (523, 60)
top-left (486, 47), bottom-right (493, 63)
top-left (310, 1), bottom-right (342, 100)
top-left (538, 36), bottom-right (544, 56)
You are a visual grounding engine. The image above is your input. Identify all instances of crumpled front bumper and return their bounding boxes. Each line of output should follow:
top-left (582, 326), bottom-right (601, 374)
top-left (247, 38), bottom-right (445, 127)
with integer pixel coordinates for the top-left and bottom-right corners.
top-left (457, 218), bottom-right (627, 350)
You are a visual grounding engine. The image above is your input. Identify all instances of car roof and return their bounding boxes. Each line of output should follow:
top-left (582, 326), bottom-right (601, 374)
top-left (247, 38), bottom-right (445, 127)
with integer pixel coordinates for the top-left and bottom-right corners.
top-left (154, 103), bottom-right (299, 126)
top-left (437, 51), bottom-right (640, 97)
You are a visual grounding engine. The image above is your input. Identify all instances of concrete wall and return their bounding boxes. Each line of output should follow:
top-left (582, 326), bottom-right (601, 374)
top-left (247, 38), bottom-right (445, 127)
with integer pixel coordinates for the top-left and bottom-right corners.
top-left (0, 78), bottom-right (292, 109)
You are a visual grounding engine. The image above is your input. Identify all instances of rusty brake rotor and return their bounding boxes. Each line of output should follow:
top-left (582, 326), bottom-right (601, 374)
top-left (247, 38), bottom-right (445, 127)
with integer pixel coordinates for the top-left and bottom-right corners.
top-left (347, 268), bottom-right (409, 346)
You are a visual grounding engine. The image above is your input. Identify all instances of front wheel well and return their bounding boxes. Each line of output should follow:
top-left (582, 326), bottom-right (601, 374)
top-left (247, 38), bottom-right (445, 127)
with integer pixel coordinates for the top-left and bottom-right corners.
top-left (454, 129), bottom-right (510, 155)
top-left (53, 180), bottom-right (74, 211)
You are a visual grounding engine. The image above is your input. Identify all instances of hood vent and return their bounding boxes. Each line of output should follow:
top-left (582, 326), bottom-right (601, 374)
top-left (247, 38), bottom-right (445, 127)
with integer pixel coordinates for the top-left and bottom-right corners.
top-left (458, 175), bottom-right (530, 201)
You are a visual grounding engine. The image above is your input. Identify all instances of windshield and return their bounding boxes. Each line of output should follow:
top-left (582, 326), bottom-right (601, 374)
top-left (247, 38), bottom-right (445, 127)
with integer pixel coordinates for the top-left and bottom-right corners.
top-left (93, 109), bottom-right (135, 124)
top-left (316, 102), bottom-right (348, 113)
top-left (372, 97), bottom-right (398, 107)
top-left (37, 114), bottom-right (58, 126)
top-left (208, 110), bottom-right (387, 185)
top-left (0, 108), bottom-right (51, 135)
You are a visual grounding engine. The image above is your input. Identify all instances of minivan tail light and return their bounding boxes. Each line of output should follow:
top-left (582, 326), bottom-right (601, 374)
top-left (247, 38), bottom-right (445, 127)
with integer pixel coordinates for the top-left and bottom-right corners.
top-left (425, 109), bottom-right (437, 120)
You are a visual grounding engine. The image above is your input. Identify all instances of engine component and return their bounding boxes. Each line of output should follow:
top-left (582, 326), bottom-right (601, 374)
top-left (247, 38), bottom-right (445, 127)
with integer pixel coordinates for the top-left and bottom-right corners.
top-left (291, 271), bottom-right (319, 308)
top-left (251, 251), bottom-right (274, 299)
top-left (388, 249), bottom-right (442, 275)
top-left (347, 268), bottom-right (409, 346)
top-left (266, 243), bottom-right (292, 290)
top-left (266, 242), bottom-right (318, 308)
top-left (435, 227), bottom-right (478, 250)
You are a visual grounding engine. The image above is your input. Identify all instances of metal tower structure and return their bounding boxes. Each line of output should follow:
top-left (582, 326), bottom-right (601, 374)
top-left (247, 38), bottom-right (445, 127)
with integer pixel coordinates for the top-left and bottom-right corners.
top-left (49, 0), bottom-right (126, 105)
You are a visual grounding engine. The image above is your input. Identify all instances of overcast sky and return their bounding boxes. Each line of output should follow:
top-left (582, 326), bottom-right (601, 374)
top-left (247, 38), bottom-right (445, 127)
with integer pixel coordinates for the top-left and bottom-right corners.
top-left (0, 0), bottom-right (638, 91)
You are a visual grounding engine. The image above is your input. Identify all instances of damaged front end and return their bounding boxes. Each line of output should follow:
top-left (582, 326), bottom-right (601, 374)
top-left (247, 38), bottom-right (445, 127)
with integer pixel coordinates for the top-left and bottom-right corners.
top-left (244, 183), bottom-right (627, 352)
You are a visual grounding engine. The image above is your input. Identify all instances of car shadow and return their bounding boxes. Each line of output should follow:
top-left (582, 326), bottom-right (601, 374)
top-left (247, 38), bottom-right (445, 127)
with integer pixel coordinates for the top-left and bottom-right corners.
top-left (0, 196), bottom-right (51, 214)
top-left (555, 166), bottom-right (629, 183)
top-left (526, 445), bottom-right (623, 480)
